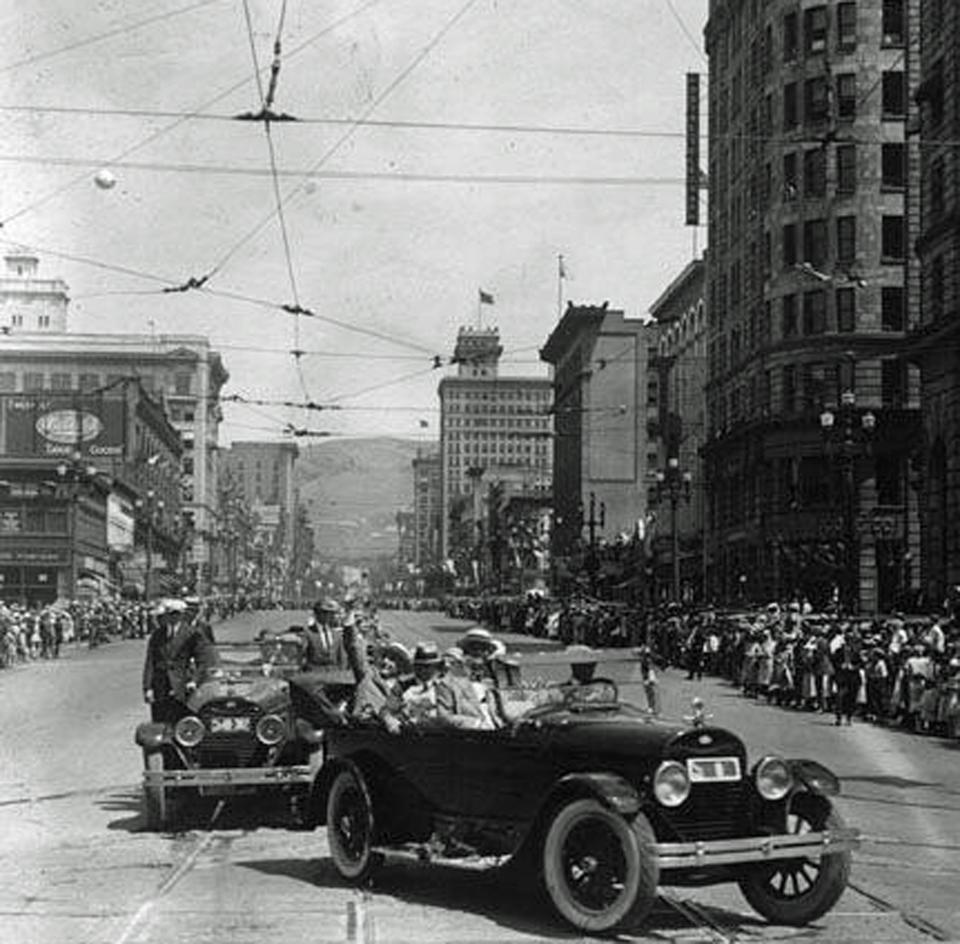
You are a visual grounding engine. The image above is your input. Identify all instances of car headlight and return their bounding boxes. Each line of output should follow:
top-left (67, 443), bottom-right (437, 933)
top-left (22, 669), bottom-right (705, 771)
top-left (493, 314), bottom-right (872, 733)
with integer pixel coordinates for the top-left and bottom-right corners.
top-left (174, 715), bottom-right (205, 748)
top-left (256, 714), bottom-right (286, 745)
top-left (755, 755), bottom-right (793, 801)
top-left (654, 760), bottom-right (691, 808)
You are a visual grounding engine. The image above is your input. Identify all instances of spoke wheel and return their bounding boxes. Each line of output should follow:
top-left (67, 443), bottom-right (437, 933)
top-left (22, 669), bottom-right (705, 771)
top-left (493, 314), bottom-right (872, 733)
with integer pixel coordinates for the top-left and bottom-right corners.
top-left (542, 800), bottom-right (658, 933)
top-left (738, 793), bottom-right (851, 926)
top-left (326, 767), bottom-right (381, 882)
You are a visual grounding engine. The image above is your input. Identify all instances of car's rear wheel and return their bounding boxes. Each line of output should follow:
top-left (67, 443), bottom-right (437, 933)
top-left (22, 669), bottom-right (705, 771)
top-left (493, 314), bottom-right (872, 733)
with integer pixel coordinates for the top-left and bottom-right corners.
top-left (143, 751), bottom-right (175, 831)
top-left (738, 793), bottom-right (851, 925)
top-left (541, 799), bottom-right (658, 933)
top-left (326, 767), bottom-right (381, 882)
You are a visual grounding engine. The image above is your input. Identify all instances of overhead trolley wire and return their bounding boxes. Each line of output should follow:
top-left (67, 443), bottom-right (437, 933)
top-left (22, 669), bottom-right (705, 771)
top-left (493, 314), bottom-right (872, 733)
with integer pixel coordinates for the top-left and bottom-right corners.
top-left (0, 0), bottom-right (387, 228)
top-left (0, 0), bottom-right (227, 75)
top-left (0, 234), bottom-right (438, 355)
top-left (203, 0), bottom-right (486, 284)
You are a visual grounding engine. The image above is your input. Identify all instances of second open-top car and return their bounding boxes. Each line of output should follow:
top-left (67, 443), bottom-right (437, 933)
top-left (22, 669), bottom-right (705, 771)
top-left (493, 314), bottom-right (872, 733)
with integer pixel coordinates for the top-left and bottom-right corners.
top-left (314, 679), bottom-right (859, 934)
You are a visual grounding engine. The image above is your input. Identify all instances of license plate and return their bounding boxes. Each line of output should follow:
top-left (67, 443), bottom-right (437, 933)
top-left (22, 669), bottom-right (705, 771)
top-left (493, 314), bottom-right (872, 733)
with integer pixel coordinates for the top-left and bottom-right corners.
top-left (209, 716), bottom-right (251, 733)
top-left (687, 757), bottom-right (741, 782)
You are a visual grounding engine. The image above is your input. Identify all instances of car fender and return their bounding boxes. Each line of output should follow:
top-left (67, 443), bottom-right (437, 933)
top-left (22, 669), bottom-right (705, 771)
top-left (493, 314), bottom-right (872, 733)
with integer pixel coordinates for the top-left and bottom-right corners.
top-left (135, 722), bottom-right (169, 751)
top-left (788, 758), bottom-right (841, 797)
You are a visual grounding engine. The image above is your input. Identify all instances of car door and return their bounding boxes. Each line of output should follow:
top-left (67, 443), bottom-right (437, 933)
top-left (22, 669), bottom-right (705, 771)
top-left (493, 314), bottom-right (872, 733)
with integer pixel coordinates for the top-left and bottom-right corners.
top-left (449, 723), bottom-right (558, 823)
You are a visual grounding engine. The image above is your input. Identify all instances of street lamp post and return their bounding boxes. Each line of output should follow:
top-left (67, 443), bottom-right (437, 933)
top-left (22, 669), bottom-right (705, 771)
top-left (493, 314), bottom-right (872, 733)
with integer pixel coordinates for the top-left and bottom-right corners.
top-left (819, 389), bottom-right (876, 615)
top-left (652, 457), bottom-right (692, 604)
top-left (584, 491), bottom-right (605, 597)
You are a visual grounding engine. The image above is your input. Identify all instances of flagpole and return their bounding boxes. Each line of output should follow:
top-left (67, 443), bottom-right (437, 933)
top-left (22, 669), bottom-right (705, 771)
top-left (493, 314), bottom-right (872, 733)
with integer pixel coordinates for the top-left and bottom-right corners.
top-left (557, 254), bottom-right (564, 320)
top-left (477, 290), bottom-right (482, 329)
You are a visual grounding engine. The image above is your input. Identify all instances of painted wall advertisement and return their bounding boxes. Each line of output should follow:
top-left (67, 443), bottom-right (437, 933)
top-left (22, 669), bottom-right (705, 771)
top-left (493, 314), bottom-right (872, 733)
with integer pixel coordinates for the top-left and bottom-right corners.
top-left (107, 494), bottom-right (135, 551)
top-left (1, 395), bottom-right (125, 458)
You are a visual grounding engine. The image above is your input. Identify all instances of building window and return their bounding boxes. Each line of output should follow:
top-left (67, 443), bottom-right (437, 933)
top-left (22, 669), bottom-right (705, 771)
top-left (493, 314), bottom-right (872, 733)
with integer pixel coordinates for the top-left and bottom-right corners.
top-left (804, 6), bottom-right (828, 54)
top-left (23, 372), bottom-right (44, 391)
top-left (882, 72), bottom-right (906, 116)
top-left (803, 148), bottom-right (826, 197)
top-left (882, 0), bottom-right (905, 46)
top-left (837, 2), bottom-right (857, 50)
top-left (881, 216), bottom-right (906, 261)
top-left (803, 219), bottom-right (828, 268)
top-left (38, 314), bottom-right (50, 329)
top-left (803, 291), bottom-right (827, 335)
top-left (783, 223), bottom-right (798, 266)
top-left (763, 23), bottom-right (773, 72)
top-left (0, 372), bottom-right (14, 391)
top-left (78, 373), bottom-right (100, 391)
top-left (836, 73), bottom-right (857, 118)
top-left (881, 143), bottom-right (906, 190)
top-left (783, 12), bottom-right (799, 61)
top-left (778, 294), bottom-right (798, 338)
top-left (11, 313), bottom-right (23, 327)
top-left (836, 216), bottom-right (857, 263)
top-left (50, 373), bottom-right (72, 390)
top-left (882, 286), bottom-right (905, 331)
top-left (881, 360), bottom-right (906, 408)
top-left (929, 259), bottom-right (945, 322)
top-left (836, 143), bottom-right (857, 193)
top-left (783, 82), bottom-right (799, 129)
top-left (804, 76), bottom-right (830, 124)
top-left (783, 152), bottom-right (799, 200)
top-left (930, 157), bottom-right (946, 216)
top-left (783, 365), bottom-right (797, 413)
top-left (836, 287), bottom-right (856, 332)
top-left (174, 373), bottom-right (192, 396)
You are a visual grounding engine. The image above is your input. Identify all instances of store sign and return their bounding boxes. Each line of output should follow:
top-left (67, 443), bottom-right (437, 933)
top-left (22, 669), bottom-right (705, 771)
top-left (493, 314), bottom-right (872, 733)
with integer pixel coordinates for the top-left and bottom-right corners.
top-left (0, 548), bottom-right (69, 564)
top-left (1, 395), bottom-right (125, 458)
top-left (107, 494), bottom-right (135, 551)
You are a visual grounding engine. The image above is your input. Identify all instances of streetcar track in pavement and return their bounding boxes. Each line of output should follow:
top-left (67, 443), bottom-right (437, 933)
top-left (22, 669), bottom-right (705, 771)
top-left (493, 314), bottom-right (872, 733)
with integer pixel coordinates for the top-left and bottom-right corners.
top-left (658, 892), bottom-right (741, 944)
top-left (847, 881), bottom-right (953, 942)
top-left (109, 798), bottom-right (227, 944)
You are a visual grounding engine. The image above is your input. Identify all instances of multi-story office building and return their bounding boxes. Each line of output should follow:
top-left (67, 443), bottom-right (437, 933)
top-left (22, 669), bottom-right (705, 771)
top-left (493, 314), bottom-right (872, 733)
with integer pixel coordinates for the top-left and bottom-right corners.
top-left (438, 327), bottom-right (553, 571)
top-left (0, 256), bottom-right (229, 593)
top-left (540, 304), bottom-right (659, 591)
top-left (703, 0), bottom-right (921, 612)
top-left (219, 441), bottom-right (299, 597)
top-left (649, 258), bottom-right (707, 602)
top-left (908, 0), bottom-right (960, 604)
top-left (411, 449), bottom-right (441, 569)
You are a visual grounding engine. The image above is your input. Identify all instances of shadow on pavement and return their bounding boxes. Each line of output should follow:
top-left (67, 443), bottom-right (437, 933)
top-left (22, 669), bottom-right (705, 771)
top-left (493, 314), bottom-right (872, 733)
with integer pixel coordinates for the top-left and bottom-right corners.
top-left (238, 854), bottom-right (764, 940)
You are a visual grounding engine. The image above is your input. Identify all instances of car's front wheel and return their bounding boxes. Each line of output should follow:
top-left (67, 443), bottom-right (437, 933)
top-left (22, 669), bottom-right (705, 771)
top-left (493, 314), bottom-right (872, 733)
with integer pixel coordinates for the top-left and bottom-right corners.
top-left (738, 793), bottom-right (851, 925)
top-left (541, 799), bottom-right (658, 933)
top-left (143, 751), bottom-right (175, 831)
top-left (326, 767), bottom-right (381, 882)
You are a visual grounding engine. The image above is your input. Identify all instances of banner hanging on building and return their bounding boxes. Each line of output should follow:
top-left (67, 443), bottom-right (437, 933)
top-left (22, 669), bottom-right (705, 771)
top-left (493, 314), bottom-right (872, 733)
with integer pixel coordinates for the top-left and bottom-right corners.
top-left (685, 72), bottom-right (701, 226)
top-left (1, 394), bottom-right (125, 458)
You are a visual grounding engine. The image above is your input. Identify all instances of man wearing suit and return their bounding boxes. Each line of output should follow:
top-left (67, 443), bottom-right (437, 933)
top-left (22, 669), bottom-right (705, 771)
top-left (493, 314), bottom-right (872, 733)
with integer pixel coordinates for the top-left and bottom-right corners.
top-left (303, 597), bottom-right (351, 669)
top-left (142, 598), bottom-right (217, 722)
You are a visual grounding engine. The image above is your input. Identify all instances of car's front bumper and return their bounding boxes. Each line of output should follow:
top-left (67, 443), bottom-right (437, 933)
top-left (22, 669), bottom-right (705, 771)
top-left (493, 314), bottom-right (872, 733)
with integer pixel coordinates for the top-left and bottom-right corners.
top-left (655, 827), bottom-right (860, 869)
top-left (144, 766), bottom-right (314, 789)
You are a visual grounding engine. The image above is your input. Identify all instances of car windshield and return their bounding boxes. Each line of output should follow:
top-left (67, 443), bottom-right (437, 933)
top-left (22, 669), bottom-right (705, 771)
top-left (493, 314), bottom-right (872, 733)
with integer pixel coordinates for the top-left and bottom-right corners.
top-left (208, 638), bottom-right (305, 679)
top-left (495, 679), bottom-right (619, 723)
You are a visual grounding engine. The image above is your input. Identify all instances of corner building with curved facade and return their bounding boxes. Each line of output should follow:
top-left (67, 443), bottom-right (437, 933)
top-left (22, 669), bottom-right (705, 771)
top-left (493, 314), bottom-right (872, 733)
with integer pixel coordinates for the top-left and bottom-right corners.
top-left (703, 0), bottom-right (922, 612)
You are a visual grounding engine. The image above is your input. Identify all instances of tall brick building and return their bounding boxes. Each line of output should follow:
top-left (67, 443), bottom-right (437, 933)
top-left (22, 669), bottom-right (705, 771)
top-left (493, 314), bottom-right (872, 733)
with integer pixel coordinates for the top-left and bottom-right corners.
top-left (908, 0), bottom-right (960, 604)
top-left (703, 0), bottom-right (922, 611)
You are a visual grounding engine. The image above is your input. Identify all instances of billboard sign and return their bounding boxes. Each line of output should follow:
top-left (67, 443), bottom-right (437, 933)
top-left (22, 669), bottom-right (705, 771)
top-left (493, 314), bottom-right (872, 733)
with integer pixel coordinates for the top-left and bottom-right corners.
top-left (685, 72), bottom-right (700, 226)
top-left (2, 395), bottom-right (125, 458)
top-left (107, 494), bottom-right (135, 551)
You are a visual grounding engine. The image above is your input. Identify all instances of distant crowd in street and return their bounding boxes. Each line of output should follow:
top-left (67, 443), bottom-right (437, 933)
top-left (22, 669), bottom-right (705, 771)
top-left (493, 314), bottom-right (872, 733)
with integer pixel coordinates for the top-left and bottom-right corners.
top-left (0, 592), bottom-right (291, 671)
top-left (399, 590), bottom-right (960, 738)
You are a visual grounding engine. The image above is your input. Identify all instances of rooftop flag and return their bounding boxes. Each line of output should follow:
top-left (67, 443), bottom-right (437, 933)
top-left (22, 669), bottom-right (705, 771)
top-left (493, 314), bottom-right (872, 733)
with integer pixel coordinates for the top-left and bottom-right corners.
top-left (479, 289), bottom-right (494, 305)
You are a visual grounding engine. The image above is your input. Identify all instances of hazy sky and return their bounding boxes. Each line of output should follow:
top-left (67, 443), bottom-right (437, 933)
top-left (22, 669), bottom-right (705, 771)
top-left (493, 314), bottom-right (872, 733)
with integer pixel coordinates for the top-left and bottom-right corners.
top-left (1, 0), bottom-right (708, 444)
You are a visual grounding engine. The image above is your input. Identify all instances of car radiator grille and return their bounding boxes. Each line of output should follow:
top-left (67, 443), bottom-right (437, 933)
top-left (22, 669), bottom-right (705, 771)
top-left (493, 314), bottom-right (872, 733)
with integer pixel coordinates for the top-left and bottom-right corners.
top-left (197, 703), bottom-right (265, 768)
top-left (662, 781), bottom-right (749, 841)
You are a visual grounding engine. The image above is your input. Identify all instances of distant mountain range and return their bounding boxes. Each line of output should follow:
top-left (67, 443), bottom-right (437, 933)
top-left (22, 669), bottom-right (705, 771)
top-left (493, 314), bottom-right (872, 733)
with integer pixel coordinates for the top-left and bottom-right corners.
top-left (296, 437), bottom-right (429, 561)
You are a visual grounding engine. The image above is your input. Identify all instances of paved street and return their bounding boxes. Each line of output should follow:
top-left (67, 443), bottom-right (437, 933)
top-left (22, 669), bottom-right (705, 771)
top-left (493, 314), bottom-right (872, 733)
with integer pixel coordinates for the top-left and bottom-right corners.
top-left (1, 607), bottom-right (958, 943)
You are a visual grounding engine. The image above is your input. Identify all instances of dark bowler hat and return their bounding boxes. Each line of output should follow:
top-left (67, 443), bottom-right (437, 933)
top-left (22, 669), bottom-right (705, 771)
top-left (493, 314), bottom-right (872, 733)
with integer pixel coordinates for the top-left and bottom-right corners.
top-left (413, 641), bottom-right (442, 666)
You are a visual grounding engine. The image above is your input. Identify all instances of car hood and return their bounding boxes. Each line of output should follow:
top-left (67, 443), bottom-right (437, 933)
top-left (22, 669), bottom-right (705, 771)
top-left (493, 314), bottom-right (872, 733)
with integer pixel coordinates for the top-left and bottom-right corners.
top-left (188, 675), bottom-right (291, 713)
top-left (542, 712), bottom-right (746, 763)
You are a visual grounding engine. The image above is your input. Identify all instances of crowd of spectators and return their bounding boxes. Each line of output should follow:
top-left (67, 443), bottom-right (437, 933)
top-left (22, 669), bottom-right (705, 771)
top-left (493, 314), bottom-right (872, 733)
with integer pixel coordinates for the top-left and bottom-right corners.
top-left (437, 591), bottom-right (960, 738)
